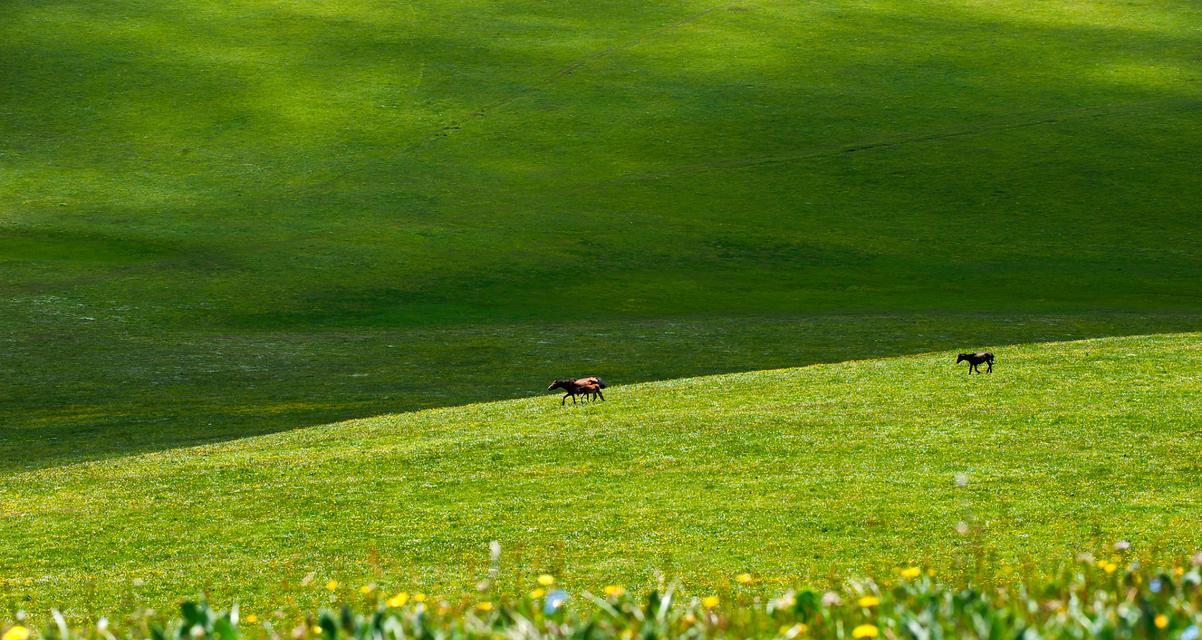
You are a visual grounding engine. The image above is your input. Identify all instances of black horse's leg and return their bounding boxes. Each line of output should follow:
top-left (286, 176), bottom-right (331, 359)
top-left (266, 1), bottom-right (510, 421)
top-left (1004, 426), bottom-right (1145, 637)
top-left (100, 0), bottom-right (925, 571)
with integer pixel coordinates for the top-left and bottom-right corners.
top-left (596, 389), bottom-right (605, 401)
top-left (987, 360), bottom-right (993, 373)
top-left (562, 393), bottom-right (568, 405)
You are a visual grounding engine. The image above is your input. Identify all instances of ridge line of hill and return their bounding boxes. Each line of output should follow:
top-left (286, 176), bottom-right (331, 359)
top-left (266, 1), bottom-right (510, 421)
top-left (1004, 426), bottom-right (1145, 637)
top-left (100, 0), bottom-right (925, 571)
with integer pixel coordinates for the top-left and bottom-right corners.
top-left (598, 96), bottom-right (1202, 184)
top-left (19, 330), bottom-right (1196, 477)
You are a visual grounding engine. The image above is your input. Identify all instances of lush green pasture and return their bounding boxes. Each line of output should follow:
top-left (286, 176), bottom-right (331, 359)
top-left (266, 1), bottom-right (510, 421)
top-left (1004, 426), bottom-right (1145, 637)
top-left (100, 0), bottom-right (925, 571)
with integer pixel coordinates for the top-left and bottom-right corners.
top-left (3, 0), bottom-right (1202, 467)
top-left (2, 334), bottom-right (1199, 618)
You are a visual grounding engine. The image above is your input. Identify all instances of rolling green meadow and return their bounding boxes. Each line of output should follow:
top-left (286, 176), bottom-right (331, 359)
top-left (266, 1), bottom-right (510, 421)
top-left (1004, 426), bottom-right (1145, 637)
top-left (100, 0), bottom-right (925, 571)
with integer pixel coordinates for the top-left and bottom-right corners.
top-left (3, 334), bottom-right (1202, 618)
top-left (3, 0), bottom-right (1202, 626)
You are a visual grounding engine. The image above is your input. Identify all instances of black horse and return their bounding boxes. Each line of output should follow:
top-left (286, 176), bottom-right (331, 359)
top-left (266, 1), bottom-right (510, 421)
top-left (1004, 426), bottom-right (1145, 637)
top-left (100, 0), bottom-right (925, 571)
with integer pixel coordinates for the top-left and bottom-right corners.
top-left (956, 352), bottom-right (995, 374)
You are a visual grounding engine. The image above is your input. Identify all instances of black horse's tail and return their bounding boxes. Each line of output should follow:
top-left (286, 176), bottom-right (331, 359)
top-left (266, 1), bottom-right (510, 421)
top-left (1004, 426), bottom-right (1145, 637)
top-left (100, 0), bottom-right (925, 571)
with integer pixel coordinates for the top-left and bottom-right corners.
top-left (595, 377), bottom-right (608, 388)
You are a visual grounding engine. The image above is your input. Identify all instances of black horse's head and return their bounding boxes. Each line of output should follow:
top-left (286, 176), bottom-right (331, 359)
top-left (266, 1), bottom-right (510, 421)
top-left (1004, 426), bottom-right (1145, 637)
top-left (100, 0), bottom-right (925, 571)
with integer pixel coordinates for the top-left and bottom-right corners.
top-left (548, 379), bottom-right (570, 391)
top-left (956, 353), bottom-right (968, 363)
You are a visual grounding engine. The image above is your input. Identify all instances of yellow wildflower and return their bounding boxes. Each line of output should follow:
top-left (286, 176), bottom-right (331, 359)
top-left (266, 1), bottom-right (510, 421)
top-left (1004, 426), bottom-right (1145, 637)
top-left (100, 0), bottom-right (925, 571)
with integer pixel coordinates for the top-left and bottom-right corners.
top-left (857, 595), bottom-right (880, 608)
top-left (702, 595), bottom-right (720, 608)
top-left (1155, 615), bottom-right (1168, 629)
top-left (325, 580), bottom-right (339, 591)
top-left (683, 614), bottom-right (696, 625)
top-left (311, 625), bottom-right (322, 635)
top-left (537, 574), bottom-right (556, 587)
top-left (1175, 567), bottom-right (1185, 577)
top-left (852, 624), bottom-right (879, 639)
top-left (603, 585), bottom-right (626, 597)
top-left (244, 615), bottom-right (259, 624)
top-left (1103, 562), bottom-right (1118, 574)
top-left (3, 626), bottom-right (30, 640)
top-left (358, 584), bottom-right (374, 595)
top-left (386, 593), bottom-right (409, 608)
top-left (413, 593), bottom-right (426, 602)
top-left (781, 623), bottom-right (808, 638)
top-left (475, 602), bottom-right (494, 612)
top-left (899, 567), bottom-right (921, 579)
top-left (736, 573), bottom-right (753, 585)
top-left (529, 588), bottom-right (546, 599)
top-left (927, 568), bottom-right (936, 577)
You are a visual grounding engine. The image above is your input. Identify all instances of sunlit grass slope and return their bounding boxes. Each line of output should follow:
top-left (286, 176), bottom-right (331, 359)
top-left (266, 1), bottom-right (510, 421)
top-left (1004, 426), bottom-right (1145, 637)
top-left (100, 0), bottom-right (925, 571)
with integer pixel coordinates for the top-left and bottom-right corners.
top-left (3, 0), bottom-right (1202, 467)
top-left (2, 334), bottom-right (1199, 618)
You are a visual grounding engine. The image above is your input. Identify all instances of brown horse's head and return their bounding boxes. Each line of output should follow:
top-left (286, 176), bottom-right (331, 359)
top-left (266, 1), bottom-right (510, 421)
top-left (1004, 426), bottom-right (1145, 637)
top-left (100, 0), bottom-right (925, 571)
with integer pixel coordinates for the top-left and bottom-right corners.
top-left (548, 379), bottom-right (571, 391)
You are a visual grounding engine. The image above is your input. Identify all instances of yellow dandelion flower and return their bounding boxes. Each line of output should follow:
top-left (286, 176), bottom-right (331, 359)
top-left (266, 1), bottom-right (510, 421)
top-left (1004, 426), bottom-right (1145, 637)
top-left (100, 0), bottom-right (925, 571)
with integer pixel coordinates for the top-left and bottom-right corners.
top-left (358, 585), bottom-right (374, 595)
top-left (899, 567), bottom-right (921, 579)
top-left (537, 574), bottom-right (555, 587)
top-left (1175, 567), bottom-right (1185, 577)
top-left (245, 615), bottom-right (259, 624)
top-left (3, 626), bottom-right (30, 640)
top-left (927, 568), bottom-right (936, 577)
top-left (386, 592), bottom-right (409, 608)
top-left (702, 595), bottom-right (720, 609)
top-left (1103, 562), bottom-right (1118, 574)
top-left (475, 601), bottom-right (493, 612)
top-left (325, 580), bottom-right (339, 591)
top-left (311, 625), bottom-right (322, 635)
top-left (412, 593), bottom-right (426, 602)
top-left (857, 595), bottom-right (881, 608)
top-left (852, 624), bottom-right (879, 639)
top-left (603, 585), bottom-right (626, 597)
top-left (1155, 615), bottom-right (1168, 629)
top-left (736, 573), bottom-right (753, 585)
top-left (529, 588), bottom-right (546, 599)
top-left (683, 614), bottom-right (697, 625)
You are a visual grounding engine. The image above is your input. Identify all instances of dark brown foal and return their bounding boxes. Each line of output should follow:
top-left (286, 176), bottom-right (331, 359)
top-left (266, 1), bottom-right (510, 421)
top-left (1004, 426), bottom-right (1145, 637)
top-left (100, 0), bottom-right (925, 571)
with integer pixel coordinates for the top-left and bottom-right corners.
top-left (956, 352), bottom-right (995, 374)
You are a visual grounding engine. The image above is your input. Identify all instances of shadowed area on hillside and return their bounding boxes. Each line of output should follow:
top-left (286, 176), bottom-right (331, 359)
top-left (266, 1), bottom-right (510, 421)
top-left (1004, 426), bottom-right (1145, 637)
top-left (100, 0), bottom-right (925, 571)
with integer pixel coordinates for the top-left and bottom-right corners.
top-left (2, 0), bottom-right (1201, 471)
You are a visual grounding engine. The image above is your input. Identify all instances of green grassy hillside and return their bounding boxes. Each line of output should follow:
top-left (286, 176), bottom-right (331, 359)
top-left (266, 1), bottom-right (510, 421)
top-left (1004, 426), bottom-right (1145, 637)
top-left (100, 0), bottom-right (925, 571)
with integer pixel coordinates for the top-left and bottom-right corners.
top-left (3, 334), bottom-right (1199, 618)
top-left (3, 0), bottom-right (1202, 469)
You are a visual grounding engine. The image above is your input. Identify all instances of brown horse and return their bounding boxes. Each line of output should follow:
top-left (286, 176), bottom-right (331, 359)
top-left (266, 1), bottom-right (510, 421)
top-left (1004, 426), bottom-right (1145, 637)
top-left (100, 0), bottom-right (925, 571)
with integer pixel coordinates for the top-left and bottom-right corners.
top-left (547, 377), bottom-right (608, 404)
top-left (956, 352), bottom-right (995, 374)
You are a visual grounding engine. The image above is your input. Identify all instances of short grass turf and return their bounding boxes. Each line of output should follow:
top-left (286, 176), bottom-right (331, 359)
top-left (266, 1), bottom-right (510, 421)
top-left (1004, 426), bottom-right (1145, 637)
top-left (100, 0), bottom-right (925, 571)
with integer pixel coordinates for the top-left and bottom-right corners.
top-left (3, 0), bottom-right (1202, 469)
top-left (2, 333), bottom-right (1200, 619)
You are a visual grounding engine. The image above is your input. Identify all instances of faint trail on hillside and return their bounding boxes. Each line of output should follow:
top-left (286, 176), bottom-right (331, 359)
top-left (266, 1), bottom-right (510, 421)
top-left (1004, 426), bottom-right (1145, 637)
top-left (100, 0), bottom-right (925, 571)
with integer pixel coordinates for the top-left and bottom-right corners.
top-left (596, 97), bottom-right (1202, 184)
top-left (407, 1), bottom-right (739, 153)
